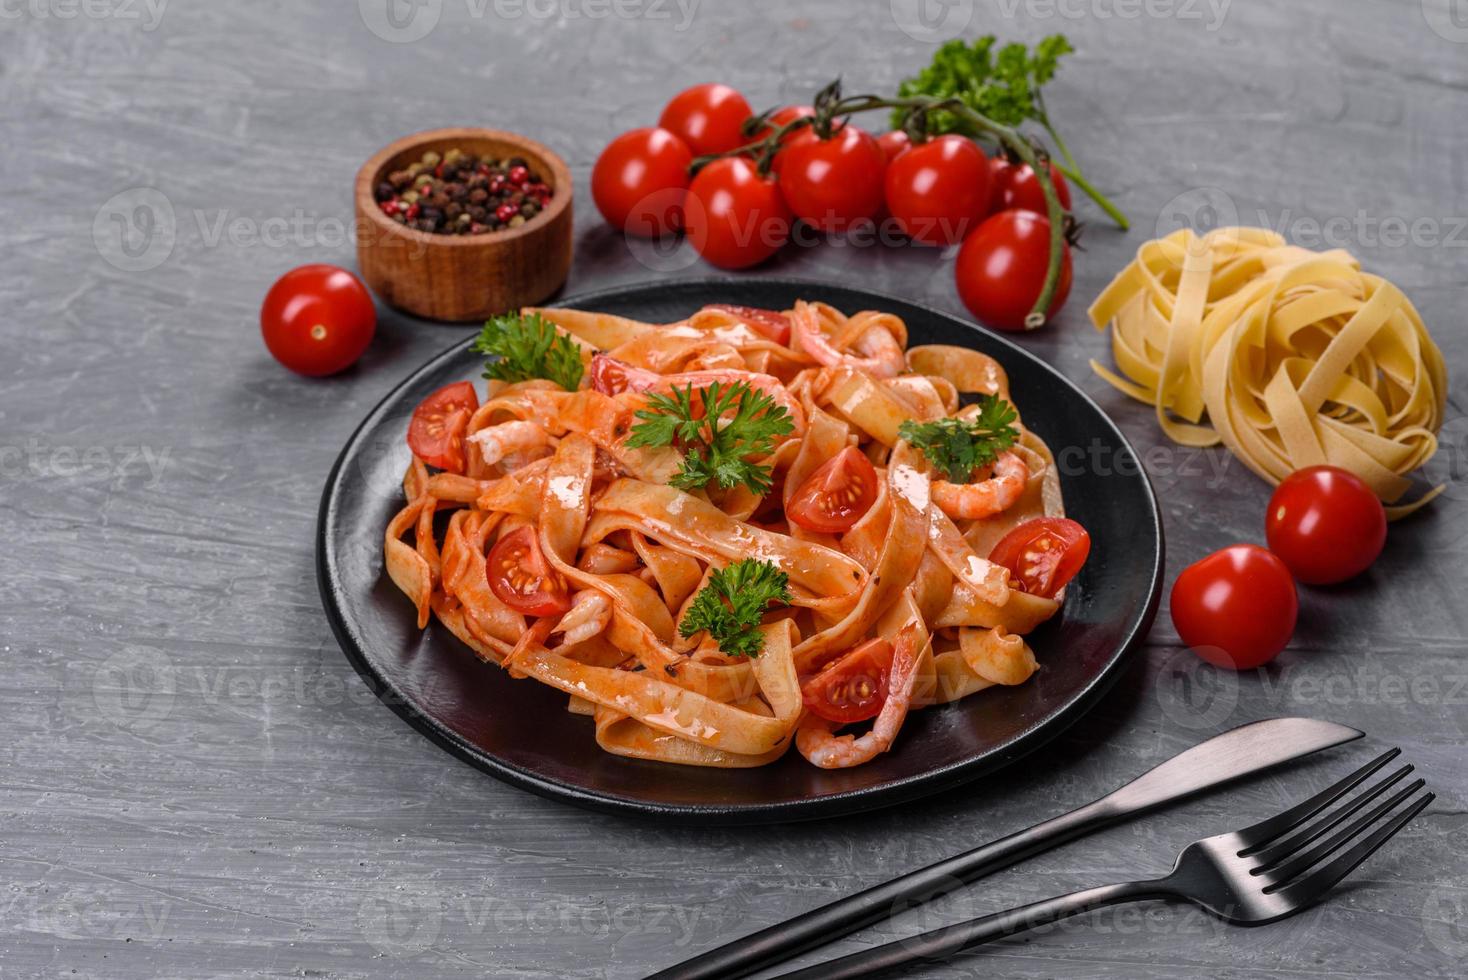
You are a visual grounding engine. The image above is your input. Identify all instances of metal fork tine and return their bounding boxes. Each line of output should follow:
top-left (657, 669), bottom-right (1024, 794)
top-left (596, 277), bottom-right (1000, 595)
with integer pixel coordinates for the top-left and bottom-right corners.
top-left (1237, 748), bottom-right (1401, 854)
top-left (1268, 791), bottom-right (1433, 908)
top-left (1259, 779), bottom-right (1426, 887)
top-left (1247, 764), bottom-right (1414, 868)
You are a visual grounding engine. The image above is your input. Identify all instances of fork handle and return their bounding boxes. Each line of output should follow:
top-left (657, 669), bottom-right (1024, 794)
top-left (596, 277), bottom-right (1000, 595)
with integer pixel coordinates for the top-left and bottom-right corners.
top-left (767, 878), bottom-right (1169, 980)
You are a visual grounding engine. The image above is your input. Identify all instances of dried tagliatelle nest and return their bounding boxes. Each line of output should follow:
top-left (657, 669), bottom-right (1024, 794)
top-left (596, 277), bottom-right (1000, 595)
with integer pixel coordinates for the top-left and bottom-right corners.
top-left (1088, 226), bottom-right (1447, 517)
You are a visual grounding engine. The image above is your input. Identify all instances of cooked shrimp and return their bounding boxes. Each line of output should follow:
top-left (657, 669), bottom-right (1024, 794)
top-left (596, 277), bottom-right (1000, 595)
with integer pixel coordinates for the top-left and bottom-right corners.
top-left (791, 301), bottom-right (905, 378)
top-left (468, 420), bottom-right (551, 467)
top-left (931, 451), bottom-right (1028, 521)
top-left (551, 590), bottom-right (612, 648)
top-left (796, 624), bottom-right (922, 769)
top-left (591, 354), bottom-right (807, 436)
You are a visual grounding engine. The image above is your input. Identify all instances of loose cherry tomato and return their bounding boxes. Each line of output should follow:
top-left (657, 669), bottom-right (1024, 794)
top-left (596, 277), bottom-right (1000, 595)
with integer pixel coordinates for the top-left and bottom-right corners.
top-left (955, 211), bottom-right (1073, 331)
top-left (684, 156), bottom-right (792, 269)
top-left (884, 135), bottom-right (992, 246)
top-left (704, 304), bottom-right (791, 345)
top-left (486, 525), bottom-right (572, 617)
top-left (990, 160), bottom-right (1073, 216)
top-left (787, 447), bottom-right (880, 534)
top-left (407, 381), bottom-right (480, 473)
top-left (1171, 544), bottom-right (1298, 670)
top-left (775, 125), bottom-right (886, 234)
top-left (876, 130), bottom-right (912, 163)
top-left (801, 638), bottom-right (894, 724)
top-left (1266, 466), bottom-right (1387, 585)
top-left (988, 517), bottom-right (1091, 598)
top-left (260, 264), bottom-right (375, 377)
top-left (591, 127), bottom-right (693, 237)
top-left (658, 83), bottom-right (753, 156)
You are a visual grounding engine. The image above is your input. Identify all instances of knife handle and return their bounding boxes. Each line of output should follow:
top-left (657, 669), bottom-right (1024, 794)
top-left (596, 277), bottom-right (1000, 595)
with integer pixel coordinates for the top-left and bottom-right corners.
top-left (645, 799), bottom-right (1115, 980)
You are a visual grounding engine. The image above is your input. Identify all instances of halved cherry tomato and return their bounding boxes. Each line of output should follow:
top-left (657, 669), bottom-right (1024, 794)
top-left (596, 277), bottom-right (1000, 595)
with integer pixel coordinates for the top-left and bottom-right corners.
top-left (988, 517), bottom-right (1091, 598)
top-left (1171, 544), bottom-right (1297, 670)
top-left (775, 125), bottom-right (886, 234)
top-left (787, 447), bottom-right (879, 534)
top-left (704, 304), bottom-right (791, 346)
top-left (591, 126), bottom-right (693, 237)
top-left (407, 381), bottom-right (479, 473)
top-left (1266, 466), bottom-right (1387, 585)
top-left (261, 264), bottom-right (376, 377)
top-left (801, 638), bottom-right (894, 724)
top-left (659, 83), bottom-right (753, 156)
top-left (684, 156), bottom-right (792, 269)
top-left (589, 354), bottom-right (638, 396)
top-left (486, 525), bottom-right (572, 617)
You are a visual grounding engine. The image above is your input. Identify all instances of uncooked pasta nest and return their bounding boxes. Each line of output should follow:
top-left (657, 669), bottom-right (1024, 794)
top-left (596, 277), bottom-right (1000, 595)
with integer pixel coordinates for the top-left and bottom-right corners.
top-left (1088, 226), bottom-right (1447, 517)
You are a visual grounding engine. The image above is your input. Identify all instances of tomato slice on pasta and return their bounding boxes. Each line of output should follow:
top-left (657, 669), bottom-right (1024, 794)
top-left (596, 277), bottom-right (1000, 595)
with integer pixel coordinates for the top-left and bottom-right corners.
top-left (801, 638), bottom-right (894, 724)
top-left (486, 526), bottom-right (572, 617)
top-left (987, 517), bottom-right (1090, 598)
top-left (704, 304), bottom-right (792, 346)
top-left (407, 381), bottom-right (479, 473)
top-left (787, 447), bottom-right (879, 534)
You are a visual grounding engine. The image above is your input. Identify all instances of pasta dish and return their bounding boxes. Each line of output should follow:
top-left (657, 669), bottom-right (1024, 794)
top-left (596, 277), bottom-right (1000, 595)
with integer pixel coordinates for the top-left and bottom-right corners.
top-left (384, 301), bottom-right (1090, 769)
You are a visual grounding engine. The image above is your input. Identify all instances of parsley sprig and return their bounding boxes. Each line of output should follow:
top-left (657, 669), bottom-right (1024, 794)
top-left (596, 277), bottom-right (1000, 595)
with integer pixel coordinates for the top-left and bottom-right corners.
top-left (625, 381), bottom-right (793, 495)
top-left (679, 558), bottom-right (792, 658)
top-left (471, 312), bottom-right (584, 392)
top-left (898, 395), bottom-right (1020, 483)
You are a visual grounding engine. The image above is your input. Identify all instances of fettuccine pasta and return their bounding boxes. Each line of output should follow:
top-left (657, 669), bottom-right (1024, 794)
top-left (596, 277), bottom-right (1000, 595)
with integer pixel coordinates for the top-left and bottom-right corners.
top-left (1089, 227), bottom-right (1447, 517)
top-left (385, 300), bottom-right (1079, 770)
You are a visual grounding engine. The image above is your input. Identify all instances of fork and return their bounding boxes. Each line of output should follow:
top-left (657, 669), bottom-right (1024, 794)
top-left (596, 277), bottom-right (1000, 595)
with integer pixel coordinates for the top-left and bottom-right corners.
top-left (768, 749), bottom-right (1432, 980)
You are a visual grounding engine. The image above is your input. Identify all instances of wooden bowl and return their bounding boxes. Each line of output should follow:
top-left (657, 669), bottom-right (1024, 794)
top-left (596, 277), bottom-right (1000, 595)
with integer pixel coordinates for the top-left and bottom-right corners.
top-left (355, 127), bottom-right (573, 323)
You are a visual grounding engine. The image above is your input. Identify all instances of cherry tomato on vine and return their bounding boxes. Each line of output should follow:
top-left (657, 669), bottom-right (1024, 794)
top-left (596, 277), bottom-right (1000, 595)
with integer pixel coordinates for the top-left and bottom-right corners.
top-left (801, 638), bottom-right (894, 724)
top-left (487, 525), bottom-right (572, 617)
top-left (658, 83), bottom-right (753, 156)
top-left (775, 125), bottom-right (886, 234)
top-left (751, 104), bottom-right (819, 144)
top-left (884, 135), bottom-right (992, 246)
top-left (787, 447), bottom-right (880, 534)
top-left (704, 304), bottom-right (792, 346)
top-left (1266, 466), bottom-right (1387, 585)
top-left (988, 517), bottom-right (1091, 598)
top-left (876, 130), bottom-right (912, 163)
top-left (260, 264), bottom-right (376, 377)
top-left (989, 160), bottom-right (1073, 216)
top-left (955, 211), bottom-right (1073, 331)
top-left (407, 381), bottom-right (480, 473)
top-left (683, 156), bottom-right (792, 269)
top-left (1171, 544), bottom-right (1298, 670)
top-left (591, 127), bottom-right (693, 237)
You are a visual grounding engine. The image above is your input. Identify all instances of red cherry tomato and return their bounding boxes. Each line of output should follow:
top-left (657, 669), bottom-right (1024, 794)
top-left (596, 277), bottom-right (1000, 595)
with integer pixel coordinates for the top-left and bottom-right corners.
top-left (1266, 466), bottom-right (1387, 585)
top-left (703, 304), bottom-right (792, 346)
top-left (988, 517), bottom-right (1091, 598)
top-left (751, 104), bottom-right (818, 144)
top-left (955, 211), bottom-right (1073, 332)
top-left (884, 135), bottom-right (992, 246)
top-left (591, 127), bottom-right (693, 237)
top-left (876, 130), bottom-right (912, 163)
top-left (1171, 544), bottom-right (1298, 670)
top-left (658, 83), bottom-right (753, 156)
top-left (486, 525), bottom-right (572, 617)
top-left (786, 447), bottom-right (880, 534)
top-left (775, 125), bottom-right (886, 234)
top-left (801, 638), bottom-right (894, 724)
top-left (407, 381), bottom-right (480, 473)
top-left (684, 157), bottom-right (792, 269)
top-left (990, 160), bottom-right (1073, 216)
top-left (260, 264), bottom-right (375, 377)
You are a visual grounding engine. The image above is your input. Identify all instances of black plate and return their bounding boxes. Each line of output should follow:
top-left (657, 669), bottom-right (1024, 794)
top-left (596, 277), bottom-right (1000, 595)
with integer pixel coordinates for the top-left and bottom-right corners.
top-left (317, 279), bottom-right (1163, 824)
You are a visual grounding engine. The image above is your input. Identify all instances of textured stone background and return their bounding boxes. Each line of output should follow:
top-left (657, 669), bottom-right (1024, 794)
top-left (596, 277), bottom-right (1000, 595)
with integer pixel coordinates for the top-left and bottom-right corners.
top-left (2, 0), bottom-right (1465, 977)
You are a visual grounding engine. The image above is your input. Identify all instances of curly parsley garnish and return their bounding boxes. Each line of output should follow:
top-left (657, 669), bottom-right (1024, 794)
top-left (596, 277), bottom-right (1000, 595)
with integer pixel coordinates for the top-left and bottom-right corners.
top-left (625, 381), bottom-right (794, 495)
top-left (898, 395), bottom-right (1020, 483)
top-left (679, 558), bottom-right (792, 658)
top-left (471, 312), bottom-right (584, 392)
